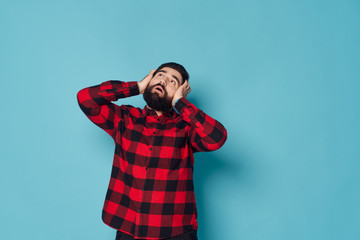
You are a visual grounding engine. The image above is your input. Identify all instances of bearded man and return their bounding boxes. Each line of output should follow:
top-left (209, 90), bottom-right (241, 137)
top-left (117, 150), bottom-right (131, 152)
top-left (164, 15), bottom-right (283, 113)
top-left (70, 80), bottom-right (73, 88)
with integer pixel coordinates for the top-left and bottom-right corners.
top-left (77, 62), bottom-right (227, 240)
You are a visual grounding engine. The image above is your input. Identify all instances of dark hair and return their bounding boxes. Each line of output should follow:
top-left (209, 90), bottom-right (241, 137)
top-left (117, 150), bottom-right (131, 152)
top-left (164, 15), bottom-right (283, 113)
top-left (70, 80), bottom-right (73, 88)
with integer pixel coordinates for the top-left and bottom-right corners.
top-left (153, 62), bottom-right (189, 85)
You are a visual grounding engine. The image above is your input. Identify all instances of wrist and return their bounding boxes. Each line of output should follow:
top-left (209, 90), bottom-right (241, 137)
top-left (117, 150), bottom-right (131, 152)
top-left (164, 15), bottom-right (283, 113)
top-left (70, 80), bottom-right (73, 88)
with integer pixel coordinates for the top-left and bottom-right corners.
top-left (138, 81), bottom-right (145, 94)
top-left (172, 96), bottom-right (182, 106)
top-left (173, 98), bottom-right (180, 106)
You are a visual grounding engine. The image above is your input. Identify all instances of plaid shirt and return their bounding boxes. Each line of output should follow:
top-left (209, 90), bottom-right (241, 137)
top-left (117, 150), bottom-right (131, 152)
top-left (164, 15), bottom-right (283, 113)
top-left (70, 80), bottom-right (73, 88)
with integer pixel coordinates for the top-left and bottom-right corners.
top-left (77, 80), bottom-right (227, 239)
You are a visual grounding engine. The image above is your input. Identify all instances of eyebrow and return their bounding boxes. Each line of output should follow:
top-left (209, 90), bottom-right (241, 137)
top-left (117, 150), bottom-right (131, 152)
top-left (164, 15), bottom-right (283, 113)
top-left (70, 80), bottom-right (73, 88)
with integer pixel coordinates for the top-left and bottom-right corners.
top-left (158, 70), bottom-right (181, 85)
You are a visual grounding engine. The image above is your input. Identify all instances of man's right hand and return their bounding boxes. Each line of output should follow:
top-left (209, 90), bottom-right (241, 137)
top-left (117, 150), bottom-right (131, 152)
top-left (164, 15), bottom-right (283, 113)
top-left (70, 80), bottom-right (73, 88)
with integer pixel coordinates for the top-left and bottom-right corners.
top-left (138, 69), bottom-right (156, 94)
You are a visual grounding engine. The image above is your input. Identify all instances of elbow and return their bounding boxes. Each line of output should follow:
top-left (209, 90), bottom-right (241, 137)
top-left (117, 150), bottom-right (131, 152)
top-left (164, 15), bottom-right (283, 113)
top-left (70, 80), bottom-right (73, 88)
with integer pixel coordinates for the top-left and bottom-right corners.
top-left (212, 128), bottom-right (227, 151)
top-left (76, 87), bottom-right (92, 108)
top-left (196, 128), bottom-right (228, 152)
top-left (219, 127), bottom-right (228, 148)
top-left (76, 88), bottom-right (92, 115)
top-left (76, 88), bottom-right (86, 103)
top-left (209, 125), bottom-right (228, 150)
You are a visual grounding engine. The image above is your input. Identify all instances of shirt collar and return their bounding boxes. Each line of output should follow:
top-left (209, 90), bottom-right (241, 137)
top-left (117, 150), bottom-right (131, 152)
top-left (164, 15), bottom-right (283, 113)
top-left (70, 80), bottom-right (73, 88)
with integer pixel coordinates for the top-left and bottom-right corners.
top-left (143, 105), bottom-right (177, 120)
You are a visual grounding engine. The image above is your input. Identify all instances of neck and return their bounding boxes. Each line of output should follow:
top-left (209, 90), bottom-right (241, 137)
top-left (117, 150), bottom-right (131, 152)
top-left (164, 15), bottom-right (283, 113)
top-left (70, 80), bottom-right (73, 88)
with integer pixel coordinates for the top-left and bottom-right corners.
top-left (146, 105), bottom-right (163, 116)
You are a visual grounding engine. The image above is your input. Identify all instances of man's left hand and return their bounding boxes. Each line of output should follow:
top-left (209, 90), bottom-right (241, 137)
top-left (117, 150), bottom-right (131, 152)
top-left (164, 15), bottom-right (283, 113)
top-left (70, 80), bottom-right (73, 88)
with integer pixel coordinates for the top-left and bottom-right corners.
top-left (172, 79), bottom-right (191, 106)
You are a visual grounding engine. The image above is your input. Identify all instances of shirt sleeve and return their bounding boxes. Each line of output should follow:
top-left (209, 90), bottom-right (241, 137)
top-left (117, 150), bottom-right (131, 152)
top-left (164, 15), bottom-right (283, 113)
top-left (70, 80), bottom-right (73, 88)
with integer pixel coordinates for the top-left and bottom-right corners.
top-left (76, 80), bottom-right (139, 141)
top-left (174, 97), bottom-right (228, 153)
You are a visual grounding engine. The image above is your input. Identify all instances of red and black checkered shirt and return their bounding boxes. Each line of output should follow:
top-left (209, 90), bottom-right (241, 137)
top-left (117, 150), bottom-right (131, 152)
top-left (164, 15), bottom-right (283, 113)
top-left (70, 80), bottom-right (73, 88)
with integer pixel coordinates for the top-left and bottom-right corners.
top-left (77, 80), bottom-right (227, 239)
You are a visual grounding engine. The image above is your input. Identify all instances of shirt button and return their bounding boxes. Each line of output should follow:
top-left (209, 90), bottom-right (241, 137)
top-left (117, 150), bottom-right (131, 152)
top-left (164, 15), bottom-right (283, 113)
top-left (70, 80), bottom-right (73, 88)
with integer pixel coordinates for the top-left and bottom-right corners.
top-left (153, 131), bottom-right (156, 134)
top-left (149, 147), bottom-right (152, 150)
top-left (142, 188), bottom-right (145, 191)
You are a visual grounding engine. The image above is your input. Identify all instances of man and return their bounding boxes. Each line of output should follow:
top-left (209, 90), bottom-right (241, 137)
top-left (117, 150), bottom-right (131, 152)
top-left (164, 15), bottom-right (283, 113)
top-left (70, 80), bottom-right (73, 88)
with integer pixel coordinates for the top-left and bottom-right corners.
top-left (77, 62), bottom-right (227, 240)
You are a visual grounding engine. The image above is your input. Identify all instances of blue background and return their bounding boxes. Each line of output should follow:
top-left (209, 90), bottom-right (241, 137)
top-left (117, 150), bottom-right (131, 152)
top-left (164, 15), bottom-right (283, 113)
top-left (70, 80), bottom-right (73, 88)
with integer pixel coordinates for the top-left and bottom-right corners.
top-left (1, 0), bottom-right (359, 239)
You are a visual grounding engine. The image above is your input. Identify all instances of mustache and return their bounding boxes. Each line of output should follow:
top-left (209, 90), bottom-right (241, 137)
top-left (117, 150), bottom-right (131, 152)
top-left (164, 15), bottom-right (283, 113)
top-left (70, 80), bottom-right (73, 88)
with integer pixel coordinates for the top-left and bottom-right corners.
top-left (152, 83), bottom-right (166, 93)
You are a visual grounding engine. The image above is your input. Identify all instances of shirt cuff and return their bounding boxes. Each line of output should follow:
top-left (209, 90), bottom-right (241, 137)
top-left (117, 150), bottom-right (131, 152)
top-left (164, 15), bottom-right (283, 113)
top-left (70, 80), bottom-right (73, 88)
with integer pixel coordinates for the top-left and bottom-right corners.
top-left (127, 81), bottom-right (140, 96)
top-left (109, 81), bottom-right (140, 98)
top-left (174, 97), bottom-right (191, 113)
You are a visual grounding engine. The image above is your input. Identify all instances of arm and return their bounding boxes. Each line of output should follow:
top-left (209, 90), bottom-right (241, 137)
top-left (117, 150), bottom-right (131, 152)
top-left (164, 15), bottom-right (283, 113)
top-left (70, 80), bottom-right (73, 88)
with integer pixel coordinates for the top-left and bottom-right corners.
top-left (174, 97), bottom-right (227, 153)
top-left (76, 70), bottom-right (155, 141)
top-left (172, 80), bottom-right (227, 152)
top-left (76, 80), bottom-right (139, 141)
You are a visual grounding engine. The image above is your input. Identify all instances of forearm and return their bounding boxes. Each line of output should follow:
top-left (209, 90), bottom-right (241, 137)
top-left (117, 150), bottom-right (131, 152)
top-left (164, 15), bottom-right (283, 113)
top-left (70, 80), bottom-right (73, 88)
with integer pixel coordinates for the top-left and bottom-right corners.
top-left (77, 80), bottom-right (139, 110)
top-left (76, 80), bottom-right (140, 140)
top-left (175, 97), bottom-right (227, 152)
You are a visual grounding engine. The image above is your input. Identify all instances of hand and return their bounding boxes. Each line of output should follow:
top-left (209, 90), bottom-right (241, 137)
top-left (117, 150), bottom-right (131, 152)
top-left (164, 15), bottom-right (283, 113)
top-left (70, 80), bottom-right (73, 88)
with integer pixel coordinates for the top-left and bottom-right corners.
top-left (172, 79), bottom-right (191, 106)
top-left (138, 69), bottom-right (156, 94)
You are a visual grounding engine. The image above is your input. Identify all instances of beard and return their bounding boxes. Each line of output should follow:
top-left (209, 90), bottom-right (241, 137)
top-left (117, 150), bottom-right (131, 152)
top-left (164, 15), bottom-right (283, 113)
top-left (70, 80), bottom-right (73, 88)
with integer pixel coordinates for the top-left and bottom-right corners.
top-left (143, 84), bottom-right (173, 112)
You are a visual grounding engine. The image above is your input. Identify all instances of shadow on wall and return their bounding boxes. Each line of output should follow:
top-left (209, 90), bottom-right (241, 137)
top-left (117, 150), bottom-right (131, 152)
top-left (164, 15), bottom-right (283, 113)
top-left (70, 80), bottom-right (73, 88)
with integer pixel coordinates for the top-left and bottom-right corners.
top-left (188, 96), bottom-right (257, 239)
top-left (193, 152), bottom-right (241, 240)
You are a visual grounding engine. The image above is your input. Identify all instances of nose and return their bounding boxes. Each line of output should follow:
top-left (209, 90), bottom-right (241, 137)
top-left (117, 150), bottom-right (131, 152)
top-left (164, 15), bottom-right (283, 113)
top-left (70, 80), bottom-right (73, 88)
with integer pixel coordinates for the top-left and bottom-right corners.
top-left (160, 78), bottom-right (167, 86)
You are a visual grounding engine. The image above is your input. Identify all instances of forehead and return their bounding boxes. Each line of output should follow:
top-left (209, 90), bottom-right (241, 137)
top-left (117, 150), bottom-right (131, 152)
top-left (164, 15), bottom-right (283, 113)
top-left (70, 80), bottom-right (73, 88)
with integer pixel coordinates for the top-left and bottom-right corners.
top-left (158, 67), bottom-right (183, 83)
